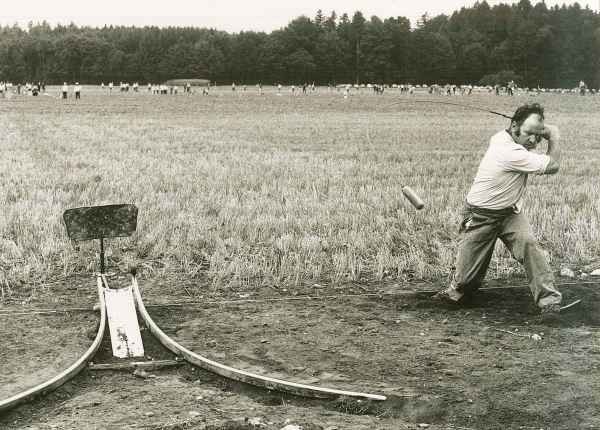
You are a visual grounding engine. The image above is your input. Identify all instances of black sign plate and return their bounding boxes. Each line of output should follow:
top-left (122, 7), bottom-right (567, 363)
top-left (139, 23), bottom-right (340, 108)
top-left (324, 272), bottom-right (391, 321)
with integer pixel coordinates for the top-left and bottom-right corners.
top-left (63, 204), bottom-right (138, 241)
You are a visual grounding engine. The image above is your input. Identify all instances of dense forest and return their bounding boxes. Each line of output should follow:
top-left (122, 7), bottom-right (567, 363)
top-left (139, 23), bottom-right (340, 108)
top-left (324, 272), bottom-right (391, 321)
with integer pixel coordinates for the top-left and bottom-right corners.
top-left (0, 0), bottom-right (598, 88)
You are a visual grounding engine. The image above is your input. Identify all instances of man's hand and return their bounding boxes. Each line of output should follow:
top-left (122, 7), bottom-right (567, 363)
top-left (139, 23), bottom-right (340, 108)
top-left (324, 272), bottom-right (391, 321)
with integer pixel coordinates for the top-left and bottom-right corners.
top-left (541, 124), bottom-right (560, 141)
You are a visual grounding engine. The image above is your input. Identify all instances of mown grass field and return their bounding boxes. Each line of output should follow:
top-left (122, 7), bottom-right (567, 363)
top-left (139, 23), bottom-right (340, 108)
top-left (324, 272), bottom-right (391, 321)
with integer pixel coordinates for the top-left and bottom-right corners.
top-left (1, 86), bottom-right (599, 297)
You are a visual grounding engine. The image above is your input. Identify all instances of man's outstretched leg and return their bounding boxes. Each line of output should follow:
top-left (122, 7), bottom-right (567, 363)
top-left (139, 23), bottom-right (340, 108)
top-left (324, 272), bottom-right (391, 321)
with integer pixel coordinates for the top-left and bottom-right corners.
top-left (500, 212), bottom-right (562, 316)
top-left (435, 209), bottom-right (498, 304)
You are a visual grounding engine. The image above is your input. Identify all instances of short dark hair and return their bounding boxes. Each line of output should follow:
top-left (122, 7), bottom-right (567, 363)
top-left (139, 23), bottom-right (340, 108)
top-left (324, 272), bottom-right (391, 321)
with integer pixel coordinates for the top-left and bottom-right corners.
top-left (511, 103), bottom-right (544, 126)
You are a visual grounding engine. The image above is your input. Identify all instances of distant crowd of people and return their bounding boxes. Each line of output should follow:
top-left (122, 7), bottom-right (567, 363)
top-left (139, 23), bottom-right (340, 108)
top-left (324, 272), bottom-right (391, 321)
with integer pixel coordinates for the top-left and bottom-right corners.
top-left (327, 80), bottom-right (598, 97)
top-left (98, 81), bottom-right (201, 95)
top-left (0, 80), bottom-right (597, 99)
top-left (0, 81), bottom-right (47, 97)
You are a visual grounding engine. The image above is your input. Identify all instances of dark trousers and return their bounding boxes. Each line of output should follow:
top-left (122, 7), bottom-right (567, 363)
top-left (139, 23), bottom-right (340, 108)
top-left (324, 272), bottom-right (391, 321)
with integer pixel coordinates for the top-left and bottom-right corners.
top-left (446, 205), bottom-right (562, 308)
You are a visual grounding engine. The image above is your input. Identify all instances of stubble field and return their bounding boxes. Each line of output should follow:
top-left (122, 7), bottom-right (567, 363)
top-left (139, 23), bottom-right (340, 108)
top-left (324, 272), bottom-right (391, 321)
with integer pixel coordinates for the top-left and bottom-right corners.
top-left (1, 86), bottom-right (599, 296)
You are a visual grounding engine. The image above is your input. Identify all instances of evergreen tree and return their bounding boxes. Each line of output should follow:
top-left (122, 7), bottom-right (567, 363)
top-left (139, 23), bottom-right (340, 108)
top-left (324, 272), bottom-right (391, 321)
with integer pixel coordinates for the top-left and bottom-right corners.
top-left (0, 3), bottom-right (597, 88)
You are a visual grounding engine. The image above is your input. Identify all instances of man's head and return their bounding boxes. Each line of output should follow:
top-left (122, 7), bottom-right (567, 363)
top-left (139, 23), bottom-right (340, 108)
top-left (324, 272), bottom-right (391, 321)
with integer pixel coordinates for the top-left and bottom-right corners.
top-left (509, 103), bottom-right (545, 150)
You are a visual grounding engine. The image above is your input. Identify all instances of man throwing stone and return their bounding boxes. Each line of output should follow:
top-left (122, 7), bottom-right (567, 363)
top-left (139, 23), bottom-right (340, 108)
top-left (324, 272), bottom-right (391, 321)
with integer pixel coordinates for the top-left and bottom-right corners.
top-left (435, 102), bottom-right (562, 318)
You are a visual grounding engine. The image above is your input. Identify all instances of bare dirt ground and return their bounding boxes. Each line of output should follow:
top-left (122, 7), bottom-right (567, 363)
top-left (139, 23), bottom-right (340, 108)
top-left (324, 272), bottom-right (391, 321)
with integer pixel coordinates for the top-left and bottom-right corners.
top-left (1, 273), bottom-right (599, 430)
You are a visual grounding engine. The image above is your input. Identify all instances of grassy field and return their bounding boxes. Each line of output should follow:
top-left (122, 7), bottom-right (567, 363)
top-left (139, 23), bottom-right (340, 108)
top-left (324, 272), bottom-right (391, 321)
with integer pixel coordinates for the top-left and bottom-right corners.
top-left (1, 86), bottom-right (599, 296)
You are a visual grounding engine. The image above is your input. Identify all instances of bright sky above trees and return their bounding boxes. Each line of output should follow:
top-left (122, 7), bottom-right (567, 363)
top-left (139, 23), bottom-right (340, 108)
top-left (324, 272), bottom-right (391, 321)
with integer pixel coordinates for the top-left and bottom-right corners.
top-left (1, 0), bottom-right (596, 32)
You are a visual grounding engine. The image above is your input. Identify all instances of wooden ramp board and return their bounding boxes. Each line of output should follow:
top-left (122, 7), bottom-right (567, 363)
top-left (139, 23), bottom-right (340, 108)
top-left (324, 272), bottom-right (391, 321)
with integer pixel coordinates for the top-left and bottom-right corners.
top-left (104, 286), bottom-right (145, 358)
top-left (132, 277), bottom-right (386, 401)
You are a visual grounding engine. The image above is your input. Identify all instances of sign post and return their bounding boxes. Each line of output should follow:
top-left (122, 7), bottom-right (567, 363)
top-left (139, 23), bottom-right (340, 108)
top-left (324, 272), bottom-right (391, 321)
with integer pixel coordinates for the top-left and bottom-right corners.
top-left (63, 204), bottom-right (144, 358)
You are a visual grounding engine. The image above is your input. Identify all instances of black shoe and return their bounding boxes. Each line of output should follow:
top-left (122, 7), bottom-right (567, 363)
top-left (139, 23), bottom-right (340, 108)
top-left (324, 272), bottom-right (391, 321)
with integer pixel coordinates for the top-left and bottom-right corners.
top-left (432, 289), bottom-right (462, 307)
top-left (538, 303), bottom-right (561, 323)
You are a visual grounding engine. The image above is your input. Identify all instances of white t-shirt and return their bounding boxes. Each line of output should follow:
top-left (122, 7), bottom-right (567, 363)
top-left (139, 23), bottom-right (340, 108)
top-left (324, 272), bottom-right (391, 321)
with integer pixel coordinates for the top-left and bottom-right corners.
top-left (466, 130), bottom-right (550, 212)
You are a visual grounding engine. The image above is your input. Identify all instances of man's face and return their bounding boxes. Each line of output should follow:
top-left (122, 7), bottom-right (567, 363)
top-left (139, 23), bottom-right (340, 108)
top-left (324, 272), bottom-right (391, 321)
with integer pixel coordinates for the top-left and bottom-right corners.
top-left (511, 114), bottom-right (544, 150)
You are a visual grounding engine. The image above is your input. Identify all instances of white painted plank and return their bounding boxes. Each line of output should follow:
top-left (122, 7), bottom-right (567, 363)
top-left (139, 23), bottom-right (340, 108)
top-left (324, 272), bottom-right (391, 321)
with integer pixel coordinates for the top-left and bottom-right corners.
top-left (105, 285), bottom-right (145, 358)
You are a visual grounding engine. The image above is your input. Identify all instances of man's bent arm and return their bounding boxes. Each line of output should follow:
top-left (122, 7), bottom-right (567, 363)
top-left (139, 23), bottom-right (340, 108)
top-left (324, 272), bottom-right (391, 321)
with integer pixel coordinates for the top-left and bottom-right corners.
top-left (543, 125), bottom-right (561, 174)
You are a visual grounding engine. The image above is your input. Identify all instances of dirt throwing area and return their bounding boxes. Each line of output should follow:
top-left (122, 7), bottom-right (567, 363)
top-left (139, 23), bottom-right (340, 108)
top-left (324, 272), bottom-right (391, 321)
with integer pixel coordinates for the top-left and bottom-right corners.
top-left (1, 274), bottom-right (599, 429)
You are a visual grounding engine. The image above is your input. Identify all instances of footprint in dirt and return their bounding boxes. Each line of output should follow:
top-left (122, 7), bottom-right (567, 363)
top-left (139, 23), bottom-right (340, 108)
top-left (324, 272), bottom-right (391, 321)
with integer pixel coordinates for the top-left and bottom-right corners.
top-left (332, 394), bottom-right (447, 422)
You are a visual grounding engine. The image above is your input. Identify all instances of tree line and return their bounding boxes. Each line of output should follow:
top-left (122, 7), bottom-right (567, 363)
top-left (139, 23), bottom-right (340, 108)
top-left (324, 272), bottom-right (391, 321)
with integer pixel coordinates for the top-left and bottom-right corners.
top-left (0, 0), bottom-right (598, 88)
